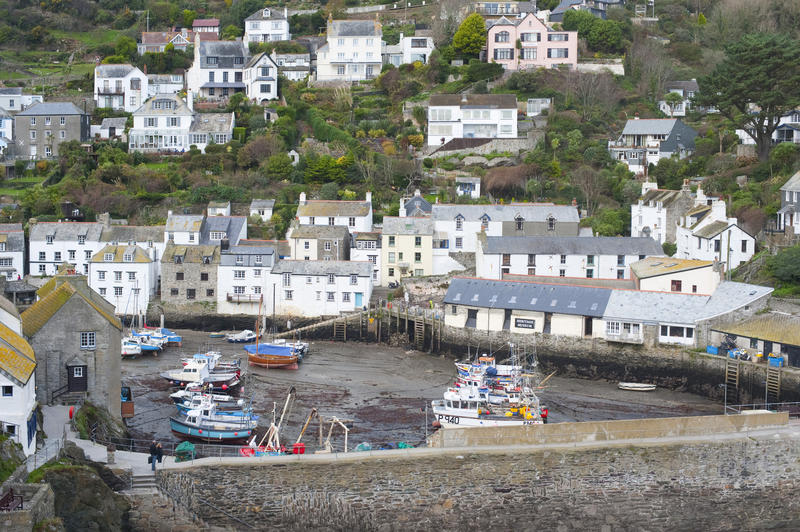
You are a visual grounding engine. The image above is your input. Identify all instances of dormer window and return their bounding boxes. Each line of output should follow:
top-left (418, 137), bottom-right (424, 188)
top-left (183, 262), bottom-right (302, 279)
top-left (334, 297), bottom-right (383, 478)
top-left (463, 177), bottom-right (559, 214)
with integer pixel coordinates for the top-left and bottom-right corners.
top-left (515, 216), bottom-right (524, 230)
top-left (78, 235), bottom-right (86, 245)
top-left (104, 253), bottom-right (114, 262)
top-left (207, 57), bottom-right (218, 65)
top-left (123, 253), bottom-right (132, 262)
top-left (189, 233), bottom-right (195, 242)
top-left (210, 231), bottom-right (225, 240)
top-left (46, 235), bottom-right (54, 244)
top-left (480, 215), bottom-right (489, 231)
top-left (547, 216), bottom-right (556, 231)
top-left (263, 8), bottom-right (271, 17)
top-left (455, 216), bottom-right (464, 231)
top-left (202, 256), bottom-right (211, 264)
top-left (236, 255), bottom-right (244, 264)
top-left (174, 256), bottom-right (183, 264)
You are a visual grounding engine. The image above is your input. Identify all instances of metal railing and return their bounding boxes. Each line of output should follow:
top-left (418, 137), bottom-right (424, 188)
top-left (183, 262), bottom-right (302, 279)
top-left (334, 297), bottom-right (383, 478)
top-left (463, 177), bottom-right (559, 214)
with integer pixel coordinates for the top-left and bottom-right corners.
top-left (24, 438), bottom-right (64, 473)
top-left (724, 402), bottom-right (800, 418)
top-left (90, 434), bottom-right (245, 459)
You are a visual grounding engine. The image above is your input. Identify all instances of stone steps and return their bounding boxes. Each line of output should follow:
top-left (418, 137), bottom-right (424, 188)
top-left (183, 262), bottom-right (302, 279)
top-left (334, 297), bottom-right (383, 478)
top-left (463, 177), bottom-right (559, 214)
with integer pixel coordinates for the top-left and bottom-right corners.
top-left (130, 472), bottom-right (158, 491)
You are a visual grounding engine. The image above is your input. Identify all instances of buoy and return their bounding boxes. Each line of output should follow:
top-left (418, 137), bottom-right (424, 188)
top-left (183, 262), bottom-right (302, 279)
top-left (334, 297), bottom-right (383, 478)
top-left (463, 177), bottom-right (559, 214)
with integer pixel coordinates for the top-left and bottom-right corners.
top-left (198, 430), bottom-right (203, 434)
top-left (234, 432), bottom-right (238, 436)
top-left (68, 406), bottom-right (75, 419)
top-left (222, 384), bottom-right (228, 390)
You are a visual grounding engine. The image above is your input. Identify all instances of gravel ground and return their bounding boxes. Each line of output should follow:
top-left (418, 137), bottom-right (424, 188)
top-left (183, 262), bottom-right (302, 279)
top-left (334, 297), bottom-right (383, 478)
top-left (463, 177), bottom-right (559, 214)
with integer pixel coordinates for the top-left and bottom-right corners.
top-left (121, 329), bottom-right (721, 451)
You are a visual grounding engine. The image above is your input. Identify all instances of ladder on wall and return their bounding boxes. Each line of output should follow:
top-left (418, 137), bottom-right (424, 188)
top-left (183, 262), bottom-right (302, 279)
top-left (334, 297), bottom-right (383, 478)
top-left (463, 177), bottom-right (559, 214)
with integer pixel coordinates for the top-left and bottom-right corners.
top-left (333, 320), bottom-right (346, 342)
top-left (725, 359), bottom-right (740, 404)
top-left (414, 319), bottom-right (425, 351)
top-left (766, 366), bottom-right (781, 404)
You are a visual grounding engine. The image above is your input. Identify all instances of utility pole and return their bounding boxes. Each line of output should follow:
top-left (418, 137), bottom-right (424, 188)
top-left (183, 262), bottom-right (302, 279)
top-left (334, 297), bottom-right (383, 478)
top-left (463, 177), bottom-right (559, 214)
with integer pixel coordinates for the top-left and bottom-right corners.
top-left (146, 10), bottom-right (150, 32)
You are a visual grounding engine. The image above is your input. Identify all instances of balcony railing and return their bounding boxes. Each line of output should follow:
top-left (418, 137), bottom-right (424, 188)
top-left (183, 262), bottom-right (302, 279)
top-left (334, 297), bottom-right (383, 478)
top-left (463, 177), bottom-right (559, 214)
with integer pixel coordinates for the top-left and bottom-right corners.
top-left (607, 333), bottom-right (644, 345)
top-left (96, 88), bottom-right (124, 96)
top-left (226, 293), bottom-right (261, 303)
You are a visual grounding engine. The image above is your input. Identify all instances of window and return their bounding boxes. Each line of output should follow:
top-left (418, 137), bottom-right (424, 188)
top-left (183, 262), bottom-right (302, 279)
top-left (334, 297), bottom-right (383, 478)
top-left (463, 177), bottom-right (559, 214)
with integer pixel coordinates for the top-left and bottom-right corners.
top-left (741, 240), bottom-right (748, 253)
top-left (38, 251), bottom-right (46, 261)
top-left (328, 217), bottom-right (335, 226)
top-left (236, 255), bottom-right (244, 264)
top-left (114, 287), bottom-right (123, 297)
top-left (455, 237), bottom-right (463, 249)
top-left (617, 269), bottom-right (624, 279)
top-left (415, 236), bottom-right (422, 247)
top-left (54, 251), bottom-right (61, 262)
top-left (60, 130), bottom-right (66, 139)
top-left (327, 292), bottom-right (335, 301)
top-left (38, 264), bottom-right (46, 273)
top-left (388, 252), bottom-right (395, 263)
top-left (253, 286), bottom-right (261, 295)
top-left (128, 272), bottom-right (136, 281)
top-left (749, 338), bottom-right (758, 349)
top-left (123, 253), bottom-right (132, 262)
top-left (285, 290), bottom-right (293, 300)
top-left (692, 285), bottom-right (697, 293)
top-left (207, 289), bottom-right (214, 297)
top-left (547, 48), bottom-right (569, 59)
top-left (547, 216), bottom-right (556, 231)
top-left (671, 280), bottom-right (682, 292)
top-left (414, 252), bottom-right (421, 263)
top-left (98, 287), bottom-right (107, 296)
top-left (170, 288), bottom-right (179, 296)
top-left (495, 31), bottom-right (510, 42)
top-left (2, 385), bottom-right (12, 397)
top-left (337, 66), bottom-right (345, 76)
top-left (68, 250), bottom-right (76, 260)
top-left (560, 254), bottom-right (566, 264)
top-left (254, 269), bottom-right (261, 277)
top-left (342, 292), bottom-right (351, 303)
top-left (283, 272), bottom-right (291, 286)
top-left (80, 332), bottom-right (96, 349)
top-left (388, 236), bottom-right (395, 247)
top-left (328, 274), bottom-right (335, 284)
top-left (349, 217), bottom-right (356, 227)
top-left (606, 321), bottom-right (620, 335)
top-left (189, 233), bottom-right (194, 242)
top-left (316, 291), bottom-right (321, 300)
top-left (559, 269), bottom-right (565, 277)
top-left (324, 241), bottom-right (332, 251)
top-left (114, 271), bottom-right (122, 281)
top-left (208, 56), bottom-right (218, 65)
top-left (260, 84), bottom-right (270, 94)
top-left (714, 239), bottom-right (721, 252)
top-left (515, 217), bottom-right (524, 230)
top-left (73, 367), bottom-right (83, 378)
top-left (502, 254), bottom-right (511, 266)
top-left (234, 270), bottom-right (245, 279)
top-left (186, 289), bottom-right (196, 300)
top-left (201, 272), bottom-right (209, 281)
top-left (350, 274), bottom-right (358, 285)
top-left (168, 117), bottom-right (178, 127)
top-left (98, 271), bottom-right (106, 280)
top-left (176, 272), bottom-right (184, 281)
top-left (494, 48), bottom-right (513, 60)
top-left (548, 33), bottom-right (568, 41)
top-left (587, 255), bottom-right (595, 266)
top-left (233, 286), bottom-right (245, 294)
top-left (520, 32), bottom-right (540, 42)
top-left (145, 117), bottom-right (157, 127)
top-left (30, 117), bottom-right (35, 126)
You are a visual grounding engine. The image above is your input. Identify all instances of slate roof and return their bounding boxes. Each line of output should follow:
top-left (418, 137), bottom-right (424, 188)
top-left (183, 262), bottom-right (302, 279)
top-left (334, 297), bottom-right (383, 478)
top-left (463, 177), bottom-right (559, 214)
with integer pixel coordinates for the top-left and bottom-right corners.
top-left (21, 277), bottom-right (122, 337)
top-left (290, 225), bottom-right (350, 240)
top-left (429, 94), bottom-right (517, 109)
top-left (190, 113), bottom-right (234, 133)
top-left (271, 259), bottom-right (372, 277)
top-left (639, 188), bottom-right (686, 205)
top-left (0, 88), bottom-right (22, 96)
top-left (220, 245), bottom-right (274, 267)
top-left (403, 194), bottom-right (432, 216)
top-left (197, 40), bottom-right (249, 69)
top-left (246, 8), bottom-right (286, 21)
top-left (630, 257), bottom-right (713, 279)
top-left (134, 94), bottom-right (192, 116)
top-left (621, 118), bottom-right (681, 136)
top-left (94, 64), bottom-right (139, 78)
top-left (382, 217), bottom-right (434, 236)
top-left (456, 177), bottom-right (481, 184)
top-left (90, 244), bottom-right (152, 263)
top-left (604, 290), bottom-right (707, 325)
top-left (100, 117), bottom-right (127, 130)
top-left (328, 20), bottom-right (381, 37)
top-left (431, 203), bottom-right (579, 223)
top-left (208, 201), bottom-right (230, 209)
top-left (483, 236), bottom-right (663, 256)
top-left (0, 319), bottom-right (36, 386)
top-left (200, 216), bottom-right (246, 245)
top-left (29, 222), bottom-right (104, 242)
top-left (250, 199), bottom-right (275, 210)
top-left (0, 223), bottom-right (24, 253)
top-left (237, 239), bottom-right (290, 257)
top-left (101, 224), bottom-right (163, 243)
top-left (694, 220), bottom-right (732, 239)
top-left (665, 80), bottom-right (699, 92)
top-left (444, 277), bottom-right (611, 318)
top-left (780, 170), bottom-right (800, 192)
top-left (17, 102), bottom-right (86, 116)
top-left (165, 214), bottom-right (203, 232)
top-left (161, 242), bottom-right (219, 264)
top-left (296, 200), bottom-right (371, 218)
top-left (711, 312), bottom-right (800, 346)
top-left (701, 282), bottom-right (773, 319)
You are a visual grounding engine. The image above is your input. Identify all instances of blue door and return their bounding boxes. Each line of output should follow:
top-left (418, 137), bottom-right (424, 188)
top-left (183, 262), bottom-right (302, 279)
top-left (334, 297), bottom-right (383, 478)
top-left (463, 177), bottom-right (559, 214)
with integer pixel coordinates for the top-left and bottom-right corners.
top-left (355, 293), bottom-right (363, 307)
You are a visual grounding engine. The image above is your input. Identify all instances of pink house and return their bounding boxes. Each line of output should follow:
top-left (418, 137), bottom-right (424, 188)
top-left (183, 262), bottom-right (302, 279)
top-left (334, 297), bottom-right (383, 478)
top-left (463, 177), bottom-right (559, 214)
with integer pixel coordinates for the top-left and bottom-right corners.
top-left (486, 13), bottom-right (578, 71)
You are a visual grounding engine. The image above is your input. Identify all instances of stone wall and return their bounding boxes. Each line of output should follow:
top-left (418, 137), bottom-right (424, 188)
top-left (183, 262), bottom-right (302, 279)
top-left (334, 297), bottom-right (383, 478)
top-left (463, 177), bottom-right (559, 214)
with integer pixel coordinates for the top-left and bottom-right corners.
top-left (158, 433), bottom-right (800, 530)
top-left (0, 483), bottom-right (55, 531)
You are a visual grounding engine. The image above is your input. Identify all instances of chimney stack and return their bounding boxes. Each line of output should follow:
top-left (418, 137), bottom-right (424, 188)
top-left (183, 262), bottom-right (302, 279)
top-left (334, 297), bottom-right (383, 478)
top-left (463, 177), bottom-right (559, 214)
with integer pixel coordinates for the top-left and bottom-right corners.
top-left (365, 191), bottom-right (372, 204)
top-left (187, 89), bottom-right (193, 112)
top-left (299, 192), bottom-right (307, 205)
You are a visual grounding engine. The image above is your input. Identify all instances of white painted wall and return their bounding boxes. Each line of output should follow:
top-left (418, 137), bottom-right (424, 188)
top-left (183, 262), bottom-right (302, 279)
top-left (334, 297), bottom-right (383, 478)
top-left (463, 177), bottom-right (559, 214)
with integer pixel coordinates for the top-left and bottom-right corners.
top-left (270, 269), bottom-right (373, 317)
top-left (428, 105), bottom-right (518, 146)
top-left (88, 259), bottom-right (157, 316)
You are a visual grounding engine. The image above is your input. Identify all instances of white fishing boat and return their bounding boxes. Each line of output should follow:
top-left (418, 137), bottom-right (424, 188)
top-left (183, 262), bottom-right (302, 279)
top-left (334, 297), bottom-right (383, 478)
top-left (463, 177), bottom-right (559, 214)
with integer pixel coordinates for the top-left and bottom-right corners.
top-left (226, 329), bottom-right (258, 343)
top-left (618, 382), bottom-right (656, 392)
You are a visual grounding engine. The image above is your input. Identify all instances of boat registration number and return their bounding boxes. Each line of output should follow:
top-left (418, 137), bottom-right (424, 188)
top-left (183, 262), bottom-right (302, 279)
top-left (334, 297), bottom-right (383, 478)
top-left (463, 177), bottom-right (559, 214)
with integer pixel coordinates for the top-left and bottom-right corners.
top-left (438, 414), bottom-right (460, 424)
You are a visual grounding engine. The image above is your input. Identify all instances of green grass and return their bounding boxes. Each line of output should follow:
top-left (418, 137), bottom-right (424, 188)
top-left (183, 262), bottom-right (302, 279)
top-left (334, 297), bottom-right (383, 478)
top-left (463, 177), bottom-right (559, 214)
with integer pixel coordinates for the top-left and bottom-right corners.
top-left (0, 70), bottom-right (28, 79)
top-left (0, 176), bottom-right (47, 198)
top-left (143, 162), bottom-right (170, 170)
top-left (50, 29), bottom-right (124, 48)
top-left (26, 459), bottom-right (85, 484)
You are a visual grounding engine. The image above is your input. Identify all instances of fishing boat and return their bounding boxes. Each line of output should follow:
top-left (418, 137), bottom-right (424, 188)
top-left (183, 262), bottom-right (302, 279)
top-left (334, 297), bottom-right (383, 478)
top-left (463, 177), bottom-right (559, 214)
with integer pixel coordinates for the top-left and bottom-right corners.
top-left (121, 337), bottom-right (142, 358)
top-left (170, 404), bottom-right (257, 443)
top-left (153, 327), bottom-right (182, 346)
top-left (226, 329), bottom-right (258, 343)
top-left (170, 389), bottom-right (245, 411)
top-left (174, 394), bottom-right (256, 417)
top-left (160, 358), bottom-right (242, 392)
top-left (618, 382), bottom-right (656, 392)
top-left (181, 351), bottom-right (240, 372)
top-left (245, 343), bottom-right (300, 368)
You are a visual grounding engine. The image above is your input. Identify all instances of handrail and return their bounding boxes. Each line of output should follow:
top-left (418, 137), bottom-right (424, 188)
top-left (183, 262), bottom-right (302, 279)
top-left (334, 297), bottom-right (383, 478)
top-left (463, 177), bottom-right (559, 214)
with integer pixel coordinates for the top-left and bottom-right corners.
top-left (50, 383), bottom-right (70, 403)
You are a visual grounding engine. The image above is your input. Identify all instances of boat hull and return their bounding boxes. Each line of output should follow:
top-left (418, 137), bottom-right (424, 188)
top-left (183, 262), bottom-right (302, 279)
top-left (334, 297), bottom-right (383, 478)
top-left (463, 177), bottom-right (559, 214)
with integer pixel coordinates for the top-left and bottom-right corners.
top-left (169, 417), bottom-right (254, 443)
top-left (248, 354), bottom-right (299, 369)
top-left (432, 411), bottom-right (542, 427)
top-left (618, 382), bottom-right (656, 391)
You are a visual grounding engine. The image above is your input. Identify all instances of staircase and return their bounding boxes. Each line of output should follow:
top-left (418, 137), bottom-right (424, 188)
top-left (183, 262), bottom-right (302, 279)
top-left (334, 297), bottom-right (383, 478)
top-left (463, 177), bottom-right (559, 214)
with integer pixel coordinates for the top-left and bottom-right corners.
top-left (129, 471), bottom-right (158, 493)
top-left (766, 366), bottom-right (781, 403)
top-left (725, 359), bottom-right (740, 404)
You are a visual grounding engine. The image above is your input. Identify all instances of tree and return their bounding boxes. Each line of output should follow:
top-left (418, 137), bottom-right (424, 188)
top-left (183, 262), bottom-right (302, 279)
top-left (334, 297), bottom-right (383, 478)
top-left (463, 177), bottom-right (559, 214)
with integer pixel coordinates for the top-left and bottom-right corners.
top-left (696, 33), bottom-right (800, 161)
top-left (664, 91), bottom-right (684, 117)
top-left (767, 245), bottom-right (800, 283)
top-left (587, 19), bottom-right (623, 53)
top-left (221, 24), bottom-right (243, 40)
top-left (662, 242), bottom-right (677, 257)
top-left (262, 153), bottom-right (294, 182)
top-left (572, 165), bottom-right (603, 215)
top-left (182, 9), bottom-right (197, 28)
top-left (115, 36), bottom-right (137, 61)
top-left (452, 13), bottom-right (486, 58)
top-left (562, 9), bottom-right (596, 37)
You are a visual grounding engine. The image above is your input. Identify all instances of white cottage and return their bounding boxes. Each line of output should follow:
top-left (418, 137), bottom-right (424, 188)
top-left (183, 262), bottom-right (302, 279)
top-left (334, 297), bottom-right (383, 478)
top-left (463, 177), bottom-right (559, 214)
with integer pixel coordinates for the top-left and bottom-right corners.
top-left (316, 17), bottom-right (383, 82)
top-left (94, 64), bottom-right (148, 113)
top-left (296, 192), bottom-right (373, 233)
top-left (0, 297), bottom-right (37, 456)
top-left (244, 8), bottom-right (291, 43)
top-left (427, 94), bottom-right (518, 147)
top-left (88, 245), bottom-right (157, 316)
top-left (270, 260), bottom-right (373, 316)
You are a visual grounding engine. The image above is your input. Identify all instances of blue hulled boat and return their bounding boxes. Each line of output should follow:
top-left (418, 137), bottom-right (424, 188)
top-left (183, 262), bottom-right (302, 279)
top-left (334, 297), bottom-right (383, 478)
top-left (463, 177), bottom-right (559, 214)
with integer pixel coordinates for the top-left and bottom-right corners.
top-left (170, 404), bottom-right (257, 443)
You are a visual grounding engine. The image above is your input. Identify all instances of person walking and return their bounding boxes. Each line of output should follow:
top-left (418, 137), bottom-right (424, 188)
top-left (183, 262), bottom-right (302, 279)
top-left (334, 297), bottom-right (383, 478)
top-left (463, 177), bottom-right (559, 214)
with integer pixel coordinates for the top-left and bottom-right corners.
top-left (149, 440), bottom-right (158, 471)
top-left (156, 442), bottom-right (164, 468)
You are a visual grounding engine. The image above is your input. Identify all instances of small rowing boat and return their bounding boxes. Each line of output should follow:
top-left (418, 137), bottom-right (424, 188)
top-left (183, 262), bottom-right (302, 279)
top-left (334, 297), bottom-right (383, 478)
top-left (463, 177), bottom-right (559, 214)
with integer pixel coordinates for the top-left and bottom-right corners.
top-left (209, 332), bottom-right (225, 338)
top-left (618, 382), bottom-right (656, 392)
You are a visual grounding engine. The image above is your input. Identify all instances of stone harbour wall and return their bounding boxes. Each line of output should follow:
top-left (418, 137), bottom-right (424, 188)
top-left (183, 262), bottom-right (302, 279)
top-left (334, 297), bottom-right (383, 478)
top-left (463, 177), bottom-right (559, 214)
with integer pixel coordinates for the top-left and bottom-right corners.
top-left (158, 435), bottom-right (800, 530)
